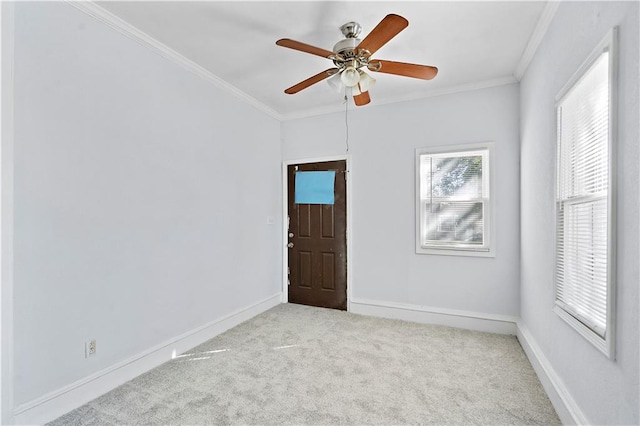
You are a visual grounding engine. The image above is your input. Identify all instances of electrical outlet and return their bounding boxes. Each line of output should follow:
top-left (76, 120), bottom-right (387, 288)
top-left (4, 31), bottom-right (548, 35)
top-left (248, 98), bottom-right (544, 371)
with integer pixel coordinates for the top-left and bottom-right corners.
top-left (85, 339), bottom-right (97, 358)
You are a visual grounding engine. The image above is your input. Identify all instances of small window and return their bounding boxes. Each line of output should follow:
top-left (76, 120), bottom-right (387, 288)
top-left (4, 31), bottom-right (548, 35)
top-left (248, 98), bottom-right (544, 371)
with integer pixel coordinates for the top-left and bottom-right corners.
top-left (554, 29), bottom-right (616, 358)
top-left (416, 143), bottom-right (493, 257)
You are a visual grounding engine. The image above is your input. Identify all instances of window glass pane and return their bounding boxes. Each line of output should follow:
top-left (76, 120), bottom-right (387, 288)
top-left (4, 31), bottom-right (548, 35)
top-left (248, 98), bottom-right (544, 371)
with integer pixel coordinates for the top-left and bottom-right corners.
top-left (431, 155), bottom-right (483, 199)
top-left (557, 197), bottom-right (608, 335)
top-left (424, 201), bottom-right (484, 245)
top-left (558, 52), bottom-right (609, 200)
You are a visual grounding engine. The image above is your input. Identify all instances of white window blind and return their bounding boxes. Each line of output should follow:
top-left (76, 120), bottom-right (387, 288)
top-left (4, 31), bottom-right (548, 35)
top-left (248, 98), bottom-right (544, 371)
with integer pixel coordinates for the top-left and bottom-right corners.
top-left (416, 145), bottom-right (492, 256)
top-left (555, 43), bottom-right (613, 352)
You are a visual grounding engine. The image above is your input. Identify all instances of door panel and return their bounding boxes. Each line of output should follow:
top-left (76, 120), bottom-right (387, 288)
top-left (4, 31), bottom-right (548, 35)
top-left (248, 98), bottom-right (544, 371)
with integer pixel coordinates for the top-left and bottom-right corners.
top-left (287, 160), bottom-right (347, 310)
top-left (322, 208), bottom-right (335, 237)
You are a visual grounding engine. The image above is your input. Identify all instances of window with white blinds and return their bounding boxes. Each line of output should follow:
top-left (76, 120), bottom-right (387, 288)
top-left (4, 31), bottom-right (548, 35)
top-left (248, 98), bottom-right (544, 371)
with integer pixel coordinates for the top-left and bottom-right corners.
top-left (554, 29), bottom-right (616, 358)
top-left (416, 143), bottom-right (493, 257)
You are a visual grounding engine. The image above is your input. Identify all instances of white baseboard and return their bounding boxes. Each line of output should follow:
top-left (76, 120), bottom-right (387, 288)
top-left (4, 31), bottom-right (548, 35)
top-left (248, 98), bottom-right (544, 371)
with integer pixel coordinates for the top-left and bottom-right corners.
top-left (349, 298), bottom-right (518, 334)
top-left (516, 321), bottom-right (589, 425)
top-left (13, 293), bottom-right (282, 426)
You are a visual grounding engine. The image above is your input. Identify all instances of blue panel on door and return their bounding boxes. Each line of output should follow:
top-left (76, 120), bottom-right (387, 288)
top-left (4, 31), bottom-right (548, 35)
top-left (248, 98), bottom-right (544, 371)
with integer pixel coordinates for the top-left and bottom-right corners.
top-left (295, 171), bottom-right (336, 205)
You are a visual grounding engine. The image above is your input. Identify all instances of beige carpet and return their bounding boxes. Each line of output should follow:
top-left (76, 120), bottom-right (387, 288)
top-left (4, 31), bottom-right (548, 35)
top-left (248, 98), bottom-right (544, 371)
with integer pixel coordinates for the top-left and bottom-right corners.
top-left (48, 303), bottom-right (560, 425)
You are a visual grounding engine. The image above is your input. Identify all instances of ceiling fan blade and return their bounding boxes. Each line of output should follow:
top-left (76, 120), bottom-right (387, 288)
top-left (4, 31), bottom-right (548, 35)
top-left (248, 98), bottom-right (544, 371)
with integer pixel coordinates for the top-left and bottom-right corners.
top-left (368, 60), bottom-right (438, 80)
top-left (276, 38), bottom-right (336, 59)
top-left (284, 68), bottom-right (338, 94)
top-left (356, 14), bottom-right (408, 56)
top-left (353, 90), bottom-right (371, 106)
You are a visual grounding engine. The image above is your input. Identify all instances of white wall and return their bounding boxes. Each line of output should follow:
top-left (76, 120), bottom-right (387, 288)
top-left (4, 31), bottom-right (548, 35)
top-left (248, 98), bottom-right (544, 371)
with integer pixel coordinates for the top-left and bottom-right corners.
top-left (282, 84), bottom-right (520, 319)
top-left (1, 2), bottom-right (15, 424)
top-left (13, 2), bottom-right (281, 406)
top-left (520, 2), bottom-right (639, 424)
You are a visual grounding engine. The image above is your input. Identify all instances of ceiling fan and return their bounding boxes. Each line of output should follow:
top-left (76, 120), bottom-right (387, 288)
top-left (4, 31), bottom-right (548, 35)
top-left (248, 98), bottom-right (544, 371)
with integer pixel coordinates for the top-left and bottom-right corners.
top-left (276, 14), bottom-right (438, 106)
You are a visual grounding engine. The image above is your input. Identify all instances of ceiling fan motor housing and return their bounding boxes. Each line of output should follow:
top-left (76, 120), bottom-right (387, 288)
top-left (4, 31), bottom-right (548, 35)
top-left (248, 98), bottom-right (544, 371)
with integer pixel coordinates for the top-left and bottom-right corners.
top-left (332, 22), bottom-right (374, 70)
top-left (332, 38), bottom-right (360, 57)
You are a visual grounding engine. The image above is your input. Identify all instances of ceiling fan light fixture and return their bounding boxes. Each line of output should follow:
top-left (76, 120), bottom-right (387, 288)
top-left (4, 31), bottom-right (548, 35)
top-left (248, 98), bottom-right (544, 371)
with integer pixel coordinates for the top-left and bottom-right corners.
top-left (357, 70), bottom-right (376, 92)
top-left (340, 65), bottom-right (360, 87)
top-left (327, 72), bottom-right (344, 93)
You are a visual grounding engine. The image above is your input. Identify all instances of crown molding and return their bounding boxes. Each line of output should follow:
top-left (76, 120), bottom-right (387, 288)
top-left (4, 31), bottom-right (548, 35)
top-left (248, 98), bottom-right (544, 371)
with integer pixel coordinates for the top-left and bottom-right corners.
top-left (66, 1), bottom-right (283, 121)
top-left (280, 75), bottom-right (518, 121)
top-left (514, 0), bottom-right (561, 81)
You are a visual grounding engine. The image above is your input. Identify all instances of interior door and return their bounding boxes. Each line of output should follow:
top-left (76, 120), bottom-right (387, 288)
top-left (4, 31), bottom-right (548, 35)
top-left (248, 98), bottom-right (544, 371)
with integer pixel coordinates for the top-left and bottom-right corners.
top-left (287, 160), bottom-right (347, 310)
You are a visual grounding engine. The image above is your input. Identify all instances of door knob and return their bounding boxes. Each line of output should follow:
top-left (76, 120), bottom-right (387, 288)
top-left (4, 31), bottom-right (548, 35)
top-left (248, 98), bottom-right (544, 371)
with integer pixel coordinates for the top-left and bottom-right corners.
top-left (287, 242), bottom-right (294, 248)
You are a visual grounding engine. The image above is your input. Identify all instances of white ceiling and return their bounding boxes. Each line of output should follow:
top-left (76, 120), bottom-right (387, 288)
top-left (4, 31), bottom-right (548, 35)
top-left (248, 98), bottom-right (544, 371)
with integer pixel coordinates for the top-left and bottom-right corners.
top-left (95, 1), bottom-right (549, 119)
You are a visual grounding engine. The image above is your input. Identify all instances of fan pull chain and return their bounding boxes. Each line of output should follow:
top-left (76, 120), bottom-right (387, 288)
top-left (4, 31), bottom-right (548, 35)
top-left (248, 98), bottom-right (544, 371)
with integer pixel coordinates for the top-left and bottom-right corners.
top-left (344, 93), bottom-right (350, 153)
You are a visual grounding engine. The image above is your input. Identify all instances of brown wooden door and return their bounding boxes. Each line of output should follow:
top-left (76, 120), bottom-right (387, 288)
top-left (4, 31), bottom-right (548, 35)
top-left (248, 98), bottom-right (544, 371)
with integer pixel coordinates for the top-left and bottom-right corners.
top-left (287, 160), bottom-right (347, 310)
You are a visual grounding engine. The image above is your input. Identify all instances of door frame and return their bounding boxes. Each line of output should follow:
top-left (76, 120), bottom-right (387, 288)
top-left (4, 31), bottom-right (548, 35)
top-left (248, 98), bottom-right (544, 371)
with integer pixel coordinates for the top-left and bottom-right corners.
top-left (281, 155), bottom-right (353, 311)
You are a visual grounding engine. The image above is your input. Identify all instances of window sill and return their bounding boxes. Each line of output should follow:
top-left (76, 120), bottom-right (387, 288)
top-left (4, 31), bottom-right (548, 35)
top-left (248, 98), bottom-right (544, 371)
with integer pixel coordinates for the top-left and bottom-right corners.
top-left (416, 246), bottom-right (495, 258)
top-left (553, 304), bottom-right (614, 360)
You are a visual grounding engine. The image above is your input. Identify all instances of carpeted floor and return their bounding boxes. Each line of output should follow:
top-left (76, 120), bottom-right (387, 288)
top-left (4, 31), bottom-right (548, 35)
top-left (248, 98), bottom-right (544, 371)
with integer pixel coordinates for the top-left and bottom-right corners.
top-left (48, 303), bottom-right (560, 425)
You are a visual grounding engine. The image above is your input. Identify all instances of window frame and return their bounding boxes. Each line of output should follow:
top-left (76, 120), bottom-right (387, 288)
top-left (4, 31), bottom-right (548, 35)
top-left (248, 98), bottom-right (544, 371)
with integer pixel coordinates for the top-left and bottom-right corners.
top-left (553, 28), bottom-right (617, 359)
top-left (415, 142), bottom-right (495, 257)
